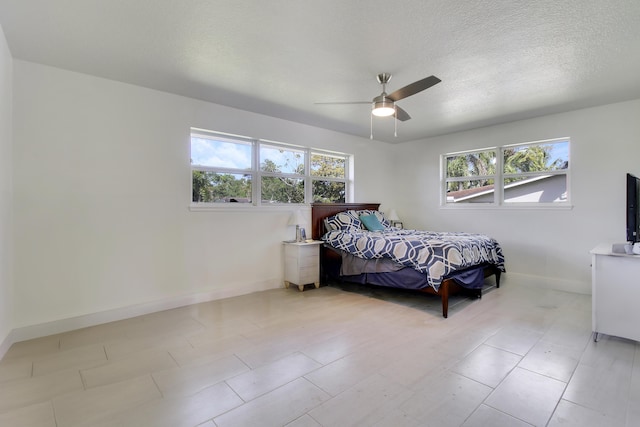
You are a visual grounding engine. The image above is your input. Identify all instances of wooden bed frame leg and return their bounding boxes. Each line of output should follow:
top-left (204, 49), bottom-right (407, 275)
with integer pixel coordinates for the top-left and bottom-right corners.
top-left (441, 282), bottom-right (449, 318)
top-left (495, 269), bottom-right (501, 288)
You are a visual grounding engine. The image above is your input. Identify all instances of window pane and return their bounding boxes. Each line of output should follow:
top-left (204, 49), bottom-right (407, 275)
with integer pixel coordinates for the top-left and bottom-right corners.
top-left (504, 175), bottom-right (567, 203)
top-left (313, 180), bottom-right (346, 203)
top-left (503, 141), bottom-right (569, 174)
top-left (446, 179), bottom-right (495, 203)
top-left (311, 153), bottom-right (346, 178)
top-left (261, 176), bottom-right (304, 203)
top-left (191, 136), bottom-right (252, 170)
top-left (260, 144), bottom-right (305, 174)
top-left (446, 151), bottom-right (496, 178)
top-left (192, 171), bottom-right (252, 203)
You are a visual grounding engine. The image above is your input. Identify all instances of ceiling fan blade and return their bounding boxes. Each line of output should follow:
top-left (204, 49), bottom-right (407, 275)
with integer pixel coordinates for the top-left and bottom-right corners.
top-left (394, 105), bottom-right (411, 121)
top-left (314, 101), bottom-right (371, 105)
top-left (387, 75), bottom-right (441, 102)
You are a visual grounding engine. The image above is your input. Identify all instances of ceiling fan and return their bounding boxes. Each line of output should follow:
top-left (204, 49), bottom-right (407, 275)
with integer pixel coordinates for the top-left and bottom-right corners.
top-left (316, 73), bottom-right (441, 122)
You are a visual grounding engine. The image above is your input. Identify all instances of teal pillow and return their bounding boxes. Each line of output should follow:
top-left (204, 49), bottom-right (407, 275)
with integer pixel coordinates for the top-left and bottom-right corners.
top-left (360, 214), bottom-right (385, 231)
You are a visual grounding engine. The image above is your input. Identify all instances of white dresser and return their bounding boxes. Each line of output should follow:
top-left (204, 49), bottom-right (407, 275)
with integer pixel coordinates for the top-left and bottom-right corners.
top-left (283, 240), bottom-right (323, 291)
top-left (591, 243), bottom-right (640, 342)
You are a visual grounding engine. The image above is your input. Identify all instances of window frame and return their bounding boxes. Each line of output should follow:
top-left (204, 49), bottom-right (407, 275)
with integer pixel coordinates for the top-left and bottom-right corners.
top-left (442, 147), bottom-right (498, 205)
top-left (441, 137), bottom-right (571, 209)
top-left (190, 128), bottom-right (351, 209)
top-left (309, 151), bottom-right (349, 204)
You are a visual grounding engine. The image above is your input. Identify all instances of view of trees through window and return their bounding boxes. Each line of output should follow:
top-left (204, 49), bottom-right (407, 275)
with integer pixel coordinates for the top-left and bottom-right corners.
top-left (444, 139), bottom-right (570, 205)
top-left (260, 144), bottom-right (305, 203)
top-left (311, 154), bottom-right (346, 203)
top-left (191, 130), bottom-right (349, 205)
top-left (446, 151), bottom-right (497, 192)
top-left (192, 171), bottom-right (251, 203)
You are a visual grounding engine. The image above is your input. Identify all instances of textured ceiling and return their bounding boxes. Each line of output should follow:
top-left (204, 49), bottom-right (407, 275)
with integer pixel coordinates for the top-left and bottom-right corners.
top-left (1, 0), bottom-right (640, 143)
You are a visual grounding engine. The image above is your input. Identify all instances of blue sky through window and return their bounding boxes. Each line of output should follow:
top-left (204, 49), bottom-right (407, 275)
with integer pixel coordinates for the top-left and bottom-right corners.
top-left (549, 140), bottom-right (569, 167)
top-left (260, 144), bottom-right (304, 174)
top-left (191, 137), bottom-right (252, 169)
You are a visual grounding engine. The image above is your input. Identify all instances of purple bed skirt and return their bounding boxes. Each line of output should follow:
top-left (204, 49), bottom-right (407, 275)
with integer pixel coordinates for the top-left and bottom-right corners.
top-left (339, 264), bottom-right (487, 291)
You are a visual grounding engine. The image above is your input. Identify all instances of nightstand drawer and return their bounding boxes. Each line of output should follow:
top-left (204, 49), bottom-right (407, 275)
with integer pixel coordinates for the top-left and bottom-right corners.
top-left (298, 254), bottom-right (318, 269)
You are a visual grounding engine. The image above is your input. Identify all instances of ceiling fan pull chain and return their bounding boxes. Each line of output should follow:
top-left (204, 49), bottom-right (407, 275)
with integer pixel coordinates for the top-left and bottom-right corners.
top-left (370, 112), bottom-right (374, 139)
top-left (394, 112), bottom-right (398, 137)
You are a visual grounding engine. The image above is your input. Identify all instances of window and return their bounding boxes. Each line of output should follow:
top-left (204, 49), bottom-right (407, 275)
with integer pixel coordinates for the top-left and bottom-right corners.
top-left (311, 152), bottom-right (347, 203)
top-left (190, 129), bottom-right (350, 206)
top-left (444, 149), bottom-right (497, 204)
top-left (442, 138), bottom-right (570, 207)
top-left (191, 132), bottom-right (253, 203)
top-left (260, 142), bottom-right (306, 204)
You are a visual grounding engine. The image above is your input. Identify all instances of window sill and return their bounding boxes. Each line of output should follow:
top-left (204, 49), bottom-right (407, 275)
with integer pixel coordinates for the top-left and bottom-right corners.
top-left (439, 203), bottom-right (574, 211)
top-left (189, 203), bottom-right (308, 212)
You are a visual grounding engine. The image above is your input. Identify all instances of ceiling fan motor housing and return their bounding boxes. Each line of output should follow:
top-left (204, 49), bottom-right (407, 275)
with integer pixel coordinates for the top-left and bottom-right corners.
top-left (371, 94), bottom-right (395, 117)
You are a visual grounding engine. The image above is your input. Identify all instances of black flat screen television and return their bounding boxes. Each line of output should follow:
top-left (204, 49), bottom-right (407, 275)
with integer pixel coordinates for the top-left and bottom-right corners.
top-left (627, 173), bottom-right (640, 243)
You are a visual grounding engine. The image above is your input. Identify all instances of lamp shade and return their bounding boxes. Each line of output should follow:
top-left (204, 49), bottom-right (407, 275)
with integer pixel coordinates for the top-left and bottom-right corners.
top-left (387, 209), bottom-right (400, 221)
top-left (288, 210), bottom-right (304, 226)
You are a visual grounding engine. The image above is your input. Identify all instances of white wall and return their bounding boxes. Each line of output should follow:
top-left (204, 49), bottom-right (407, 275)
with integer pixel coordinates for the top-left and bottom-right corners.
top-left (0, 24), bottom-right (14, 355)
top-left (395, 98), bottom-right (640, 294)
top-left (11, 60), bottom-right (397, 338)
top-left (11, 57), bottom-right (639, 345)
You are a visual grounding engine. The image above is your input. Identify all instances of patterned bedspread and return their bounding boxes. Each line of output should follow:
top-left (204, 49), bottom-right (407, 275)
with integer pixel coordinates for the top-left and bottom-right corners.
top-left (322, 228), bottom-right (505, 290)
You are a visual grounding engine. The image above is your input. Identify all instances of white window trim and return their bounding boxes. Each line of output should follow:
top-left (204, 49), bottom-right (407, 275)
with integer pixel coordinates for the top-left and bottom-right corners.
top-left (190, 129), bottom-right (352, 210)
top-left (440, 137), bottom-right (572, 209)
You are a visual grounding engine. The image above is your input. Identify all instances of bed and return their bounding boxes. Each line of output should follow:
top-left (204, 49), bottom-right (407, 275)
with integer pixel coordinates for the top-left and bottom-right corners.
top-left (311, 202), bottom-right (505, 318)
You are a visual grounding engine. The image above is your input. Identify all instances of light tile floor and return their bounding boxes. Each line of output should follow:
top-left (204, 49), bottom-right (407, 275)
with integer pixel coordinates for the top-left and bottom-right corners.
top-left (0, 279), bottom-right (638, 427)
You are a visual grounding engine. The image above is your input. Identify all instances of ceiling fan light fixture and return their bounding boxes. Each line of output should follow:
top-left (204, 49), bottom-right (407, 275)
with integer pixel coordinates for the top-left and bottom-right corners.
top-left (372, 99), bottom-right (395, 117)
top-left (316, 73), bottom-right (441, 138)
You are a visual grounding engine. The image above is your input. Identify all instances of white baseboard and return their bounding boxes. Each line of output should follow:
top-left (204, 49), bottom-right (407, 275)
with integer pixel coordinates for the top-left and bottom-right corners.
top-left (502, 272), bottom-right (590, 295)
top-left (0, 279), bottom-right (279, 360)
top-left (0, 328), bottom-right (16, 360)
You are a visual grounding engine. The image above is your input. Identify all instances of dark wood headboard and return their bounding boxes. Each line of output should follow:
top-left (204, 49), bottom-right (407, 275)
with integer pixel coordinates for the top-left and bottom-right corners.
top-left (311, 202), bottom-right (381, 240)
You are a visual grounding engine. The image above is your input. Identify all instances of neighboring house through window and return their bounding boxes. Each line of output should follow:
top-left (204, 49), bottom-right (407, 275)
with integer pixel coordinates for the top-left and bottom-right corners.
top-left (442, 138), bottom-right (570, 207)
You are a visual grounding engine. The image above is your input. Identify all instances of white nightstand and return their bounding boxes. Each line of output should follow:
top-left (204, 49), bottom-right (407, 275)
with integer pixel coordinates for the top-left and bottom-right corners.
top-left (283, 240), bottom-right (323, 291)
